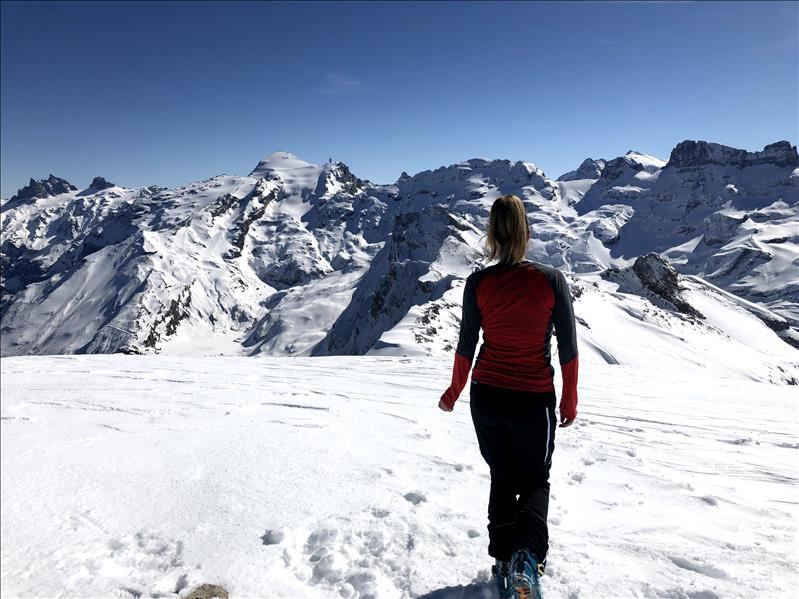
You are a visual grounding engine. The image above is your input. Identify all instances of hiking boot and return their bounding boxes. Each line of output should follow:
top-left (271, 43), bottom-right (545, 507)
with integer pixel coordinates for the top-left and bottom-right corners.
top-left (509, 548), bottom-right (544, 599)
top-left (491, 559), bottom-right (513, 599)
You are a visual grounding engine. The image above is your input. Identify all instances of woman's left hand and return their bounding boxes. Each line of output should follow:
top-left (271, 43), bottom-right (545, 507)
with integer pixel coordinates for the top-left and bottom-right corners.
top-left (438, 397), bottom-right (454, 412)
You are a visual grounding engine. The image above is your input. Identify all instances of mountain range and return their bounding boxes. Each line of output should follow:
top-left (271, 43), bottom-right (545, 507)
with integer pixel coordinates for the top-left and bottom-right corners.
top-left (1, 140), bottom-right (797, 384)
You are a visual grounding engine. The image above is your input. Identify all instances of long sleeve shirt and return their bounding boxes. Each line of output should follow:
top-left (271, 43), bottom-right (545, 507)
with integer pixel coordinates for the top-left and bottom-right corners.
top-left (441, 260), bottom-right (579, 418)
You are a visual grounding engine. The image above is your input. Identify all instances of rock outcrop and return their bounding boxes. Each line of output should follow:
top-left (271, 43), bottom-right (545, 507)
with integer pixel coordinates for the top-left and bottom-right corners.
top-left (602, 252), bottom-right (704, 318)
top-left (9, 174), bottom-right (77, 205)
top-left (666, 140), bottom-right (799, 169)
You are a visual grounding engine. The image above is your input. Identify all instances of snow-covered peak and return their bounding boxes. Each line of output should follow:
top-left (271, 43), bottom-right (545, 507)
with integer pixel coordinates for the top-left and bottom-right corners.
top-left (557, 158), bottom-right (607, 182)
top-left (665, 140), bottom-right (799, 169)
top-left (453, 157), bottom-right (545, 178)
top-left (511, 160), bottom-right (547, 180)
top-left (624, 151), bottom-right (667, 173)
top-left (595, 151), bottom-right (667, 182)
top-left (313, 161), bottom-right (366, 198)
top-left (395, 157), bottom-right (550, 200)
top-left (76, 177), bottom-right (116, 196)
top-left (249, 151), bottom-right (319, 179)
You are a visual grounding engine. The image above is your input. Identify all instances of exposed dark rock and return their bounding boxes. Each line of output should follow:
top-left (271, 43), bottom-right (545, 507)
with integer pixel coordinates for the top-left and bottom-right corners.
top-left (600, 155), bottom-right (648, 180)
top-left (702, 212), bottom-right (749, 246)
top-left (710, 247), bottom-right (773, 279)
top-left (142, 288), bottom-right (192, 348)
top-left (181, 584), bottom-right (228, 599)
top-left (225, 183), bottom-right (277, 259)
top-left (87, 176), bottom-right (114, 191)
top-left (569, 277), bottom-right (584, 299)
top-left (602, 253), bottom-right (703, 318)
top-left (9, 175), bottom-right (77, 204)
top-left (137, 185), bottom-right (166, 199)
top-left (311, 162), bottom-right (366, 199)
top-left (666, 140), bottom-right (799, 169)
top-left (631, 253), bottom-right (703, 318)
top-left (333, 161), bottom-right (364, 195)
top-left (78, 216), bottom-right (139, 259)
top-left (0, 238), bottom-right (47, 297)
top-left (209, 193), bottom-right (239, 220)
top-left (418, 302), bottom-right (442, 325)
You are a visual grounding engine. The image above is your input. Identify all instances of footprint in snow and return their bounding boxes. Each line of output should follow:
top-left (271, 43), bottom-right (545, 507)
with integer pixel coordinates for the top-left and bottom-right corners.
top-left (721, 437), bottom-right (756, 446)
top-left (660, 589), bottom-right (720, 599)
top-left (569, 472), bottom-right (586, 484)
top-left (294, 516), bottom-right (415, 598)
top-left (403, 491), bottom-right (427, 505)
top-left (103, 530), bottom-right (189, 597)
top-left (669, 556), bottom-right (727, 579)
top-left (261, 528), bottom-right (285, 545)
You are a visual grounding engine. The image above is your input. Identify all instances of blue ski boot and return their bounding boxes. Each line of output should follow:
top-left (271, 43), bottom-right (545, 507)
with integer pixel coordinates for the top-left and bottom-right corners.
top-left (509, 548), bottom-right (544, 599)
top-left (491, 559), bottom-right (513, 598)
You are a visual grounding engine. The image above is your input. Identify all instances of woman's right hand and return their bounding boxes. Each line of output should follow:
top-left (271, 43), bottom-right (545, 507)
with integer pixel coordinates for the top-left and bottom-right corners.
top-left (559, 415), bottom-right (575, 428)
top-left (438, 388), bottom-right (456, 412)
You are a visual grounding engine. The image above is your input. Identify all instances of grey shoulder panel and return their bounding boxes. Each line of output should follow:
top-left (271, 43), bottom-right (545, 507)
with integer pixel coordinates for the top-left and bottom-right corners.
top-left (531, 263), bottom-right (578, 364)
top-left (455, 271), bottom-right (482, 360)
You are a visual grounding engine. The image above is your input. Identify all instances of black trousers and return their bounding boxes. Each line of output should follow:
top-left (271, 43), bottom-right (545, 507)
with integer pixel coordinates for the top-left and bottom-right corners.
top-left (469, 380), bottom-right (556, 563)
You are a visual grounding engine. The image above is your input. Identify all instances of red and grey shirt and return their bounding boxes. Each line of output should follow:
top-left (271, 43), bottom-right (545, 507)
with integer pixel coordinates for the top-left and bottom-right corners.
top-left (441, 260), bottom-right (579, 418)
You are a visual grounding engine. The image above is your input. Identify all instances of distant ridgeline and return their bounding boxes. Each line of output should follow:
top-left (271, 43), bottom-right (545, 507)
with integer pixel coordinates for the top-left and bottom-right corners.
top-left (1, 141), bottom-right (797, 383)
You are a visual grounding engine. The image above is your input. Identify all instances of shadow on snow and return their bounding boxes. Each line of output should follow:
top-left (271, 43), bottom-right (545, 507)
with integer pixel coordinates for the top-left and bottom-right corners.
top-left (417, 581), bottom-right (495, 598)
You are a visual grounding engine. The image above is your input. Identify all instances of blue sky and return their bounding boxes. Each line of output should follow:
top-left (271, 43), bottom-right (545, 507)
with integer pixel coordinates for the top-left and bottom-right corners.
top-left (1, 1), bottom-right (797, 197)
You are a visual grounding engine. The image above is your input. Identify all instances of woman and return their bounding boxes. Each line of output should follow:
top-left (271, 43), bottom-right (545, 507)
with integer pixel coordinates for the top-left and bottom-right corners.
top-left (438, 194), bottom-right (578, 599)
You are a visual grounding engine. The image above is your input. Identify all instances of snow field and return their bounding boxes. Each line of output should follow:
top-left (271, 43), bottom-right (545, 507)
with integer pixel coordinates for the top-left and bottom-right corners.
top-left (1, 355), bottom-right (797, 598)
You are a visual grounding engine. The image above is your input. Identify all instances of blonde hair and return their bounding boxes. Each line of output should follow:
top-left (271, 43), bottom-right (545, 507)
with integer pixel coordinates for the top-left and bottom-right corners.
top-left (485, 194), bottom-right (529, 265)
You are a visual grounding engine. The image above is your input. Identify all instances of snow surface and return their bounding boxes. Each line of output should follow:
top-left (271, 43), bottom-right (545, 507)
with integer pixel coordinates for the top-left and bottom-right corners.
top-left (2, 355), bottom-right (797, 599)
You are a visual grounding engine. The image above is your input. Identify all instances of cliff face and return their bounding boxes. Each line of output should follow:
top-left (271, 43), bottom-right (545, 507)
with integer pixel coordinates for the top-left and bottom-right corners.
top-left (666, 140), bottom-right (799, 169)
top-left (8, 174), bottom-right (78, 206)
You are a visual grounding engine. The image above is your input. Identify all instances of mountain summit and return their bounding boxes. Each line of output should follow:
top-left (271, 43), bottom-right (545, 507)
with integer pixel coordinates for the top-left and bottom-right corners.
top-left (249, 151), bottom-right (320, 178)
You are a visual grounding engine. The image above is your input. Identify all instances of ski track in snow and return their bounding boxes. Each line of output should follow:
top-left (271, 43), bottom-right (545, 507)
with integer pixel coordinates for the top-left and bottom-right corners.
top-left (1, 355), bottom-right (797, 599)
